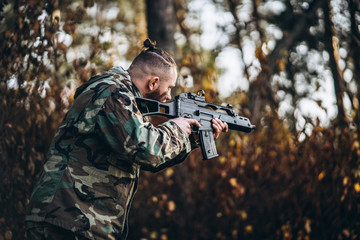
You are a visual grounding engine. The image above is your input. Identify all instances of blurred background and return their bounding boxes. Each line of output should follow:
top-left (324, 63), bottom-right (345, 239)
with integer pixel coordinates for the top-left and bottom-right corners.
top-left (0, 0), bottom-right (359, 239)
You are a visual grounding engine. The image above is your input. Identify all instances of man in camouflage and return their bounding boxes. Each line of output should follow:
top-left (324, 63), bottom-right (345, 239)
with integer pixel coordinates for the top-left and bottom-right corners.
top-left (25, 39), bottom-right (228, 239)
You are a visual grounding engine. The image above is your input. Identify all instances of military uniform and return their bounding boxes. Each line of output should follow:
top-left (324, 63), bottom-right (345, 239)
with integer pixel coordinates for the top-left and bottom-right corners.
top-left (25, 66), bottom-right (194, 239)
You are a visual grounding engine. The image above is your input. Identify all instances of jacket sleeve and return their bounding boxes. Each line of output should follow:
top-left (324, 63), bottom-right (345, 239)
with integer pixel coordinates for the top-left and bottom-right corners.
top-left (95, 86), bottom-right (193, 171)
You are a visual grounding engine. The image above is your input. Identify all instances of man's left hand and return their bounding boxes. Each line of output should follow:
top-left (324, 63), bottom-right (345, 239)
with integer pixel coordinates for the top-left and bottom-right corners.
top-left (212, 118), bottom-right (228, 139)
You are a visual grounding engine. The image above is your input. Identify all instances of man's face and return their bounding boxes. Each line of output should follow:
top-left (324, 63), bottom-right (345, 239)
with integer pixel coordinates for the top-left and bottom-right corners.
top-left (145, 67), bottom-right (177, 102)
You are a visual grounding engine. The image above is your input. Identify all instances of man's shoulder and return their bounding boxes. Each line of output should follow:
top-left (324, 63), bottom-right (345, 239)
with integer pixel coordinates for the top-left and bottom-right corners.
top-left (92, 69), bottom-right (131, 90)
top-left (103, 66), bottom-right (131, 85)
top-left (74, 68), bottom-right (132, 99)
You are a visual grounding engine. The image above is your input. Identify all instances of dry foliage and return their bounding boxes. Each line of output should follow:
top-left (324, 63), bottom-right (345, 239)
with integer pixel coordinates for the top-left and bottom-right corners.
top-left (0, 0), bottom-right (359, 240)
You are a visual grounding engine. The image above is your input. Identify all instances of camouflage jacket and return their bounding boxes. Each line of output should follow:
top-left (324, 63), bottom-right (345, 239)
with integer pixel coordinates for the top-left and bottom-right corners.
top-left (25, 66), bottom-right (194, 239)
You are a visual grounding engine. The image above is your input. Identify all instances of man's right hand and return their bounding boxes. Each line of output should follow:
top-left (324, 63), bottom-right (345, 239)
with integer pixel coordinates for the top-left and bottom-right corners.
top-left (171, 118), bottom-right (201, 135)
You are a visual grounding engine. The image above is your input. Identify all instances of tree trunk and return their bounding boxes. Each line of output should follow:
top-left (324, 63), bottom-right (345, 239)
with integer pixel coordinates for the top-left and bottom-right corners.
top-left (322, 0), bottom-right (346, 127)
top-left (248, 0), bottom-right (322, 124)
top-left (145, 1), bottom-right (192, 230)
top-left (349, 0), bottom-right (360, 131)
top-left (146, 0), bottom-right (177, 59)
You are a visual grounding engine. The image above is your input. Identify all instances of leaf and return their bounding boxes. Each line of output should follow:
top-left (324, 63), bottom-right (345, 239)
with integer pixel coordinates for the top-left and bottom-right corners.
top-left (167, 201), bottom-right (176, 212)
top-left (318, 171), bottom-right (325, 181)
top-left (52, 9), bottom-right (61, 25)
top-left (354, 183), bottom-right (360, 193)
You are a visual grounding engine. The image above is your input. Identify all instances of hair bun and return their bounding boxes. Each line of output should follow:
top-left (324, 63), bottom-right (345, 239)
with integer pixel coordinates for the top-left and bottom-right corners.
top-left (143, 38), bottom-right (156, 50)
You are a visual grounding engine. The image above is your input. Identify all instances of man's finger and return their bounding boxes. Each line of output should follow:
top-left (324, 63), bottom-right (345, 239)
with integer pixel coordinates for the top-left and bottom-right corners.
top-left (186, 118), bottom-right (201, 128)
top-left (213, 122), bottom-right (221, 133)
top-left (212, 118), bottom-right (228, 132)
top-left (222, 122), bottom-right (229, 132)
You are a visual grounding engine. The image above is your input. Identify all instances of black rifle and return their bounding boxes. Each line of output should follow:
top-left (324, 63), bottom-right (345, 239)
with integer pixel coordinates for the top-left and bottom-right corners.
top-left (135, 90), bottom-right (255, 160)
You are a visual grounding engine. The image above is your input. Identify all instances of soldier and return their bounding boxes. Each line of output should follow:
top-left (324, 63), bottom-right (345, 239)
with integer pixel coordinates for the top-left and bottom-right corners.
top-left (25, 39), bottom-right (228, 240)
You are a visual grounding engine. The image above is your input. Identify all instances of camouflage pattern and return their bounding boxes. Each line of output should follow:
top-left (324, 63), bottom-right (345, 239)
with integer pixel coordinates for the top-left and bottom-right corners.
top-left (25, 66), bottom-right (193, 239)
top-left (27, 221), bottom-right (88, 240)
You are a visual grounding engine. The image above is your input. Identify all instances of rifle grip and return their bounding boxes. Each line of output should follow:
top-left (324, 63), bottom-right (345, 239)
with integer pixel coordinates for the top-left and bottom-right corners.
top-left (198, 130), bottom-right (219, 160)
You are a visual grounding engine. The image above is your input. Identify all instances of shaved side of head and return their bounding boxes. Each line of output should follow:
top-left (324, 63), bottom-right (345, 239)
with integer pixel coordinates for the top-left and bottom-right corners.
top-left (128, 39), bottom-right (177, 82)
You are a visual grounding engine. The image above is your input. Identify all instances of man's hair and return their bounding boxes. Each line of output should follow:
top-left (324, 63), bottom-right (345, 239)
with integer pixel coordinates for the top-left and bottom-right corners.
top-left (128, 39), bottom-right (176, 79)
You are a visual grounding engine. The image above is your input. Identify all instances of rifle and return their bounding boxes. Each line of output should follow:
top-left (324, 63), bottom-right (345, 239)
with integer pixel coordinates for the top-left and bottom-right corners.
top-left (135, 90), bottom-right (255, 160)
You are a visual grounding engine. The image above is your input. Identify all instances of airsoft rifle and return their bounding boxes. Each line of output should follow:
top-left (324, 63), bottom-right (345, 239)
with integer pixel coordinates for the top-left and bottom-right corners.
top-left (136, 90), bottom-right (255, 160)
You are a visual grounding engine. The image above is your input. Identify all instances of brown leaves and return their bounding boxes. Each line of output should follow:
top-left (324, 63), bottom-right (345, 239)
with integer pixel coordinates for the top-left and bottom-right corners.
top-left (63, 20), bottom-right (77, 35)
top-left (128, 107), bottom-right (360, 239)
top-left (52, 9), bottom-right (61, 25)
top-left (1, 0), bottom-right (359, 239)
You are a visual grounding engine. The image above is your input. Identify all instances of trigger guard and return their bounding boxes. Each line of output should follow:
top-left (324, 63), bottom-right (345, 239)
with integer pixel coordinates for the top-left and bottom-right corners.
top-left (191, 125), bottom-right (199, 133)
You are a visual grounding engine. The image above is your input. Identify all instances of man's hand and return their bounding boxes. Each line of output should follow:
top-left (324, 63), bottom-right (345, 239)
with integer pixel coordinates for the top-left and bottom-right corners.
top-left (171, 117), bottom-right (201, 135)
top-left (212, 118), bottom-right (228, 139)
top-left (172, 118), bottom-right (228, 138)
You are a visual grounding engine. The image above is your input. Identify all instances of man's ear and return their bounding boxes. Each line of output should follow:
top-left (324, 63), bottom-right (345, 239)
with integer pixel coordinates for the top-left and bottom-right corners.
top-left (148, 76), bottom-right (160, 91)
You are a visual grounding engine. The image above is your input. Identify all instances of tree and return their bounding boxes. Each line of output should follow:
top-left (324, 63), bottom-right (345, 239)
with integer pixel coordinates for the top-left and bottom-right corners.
top-left (128, 0), bottom-right (360, 239)
top-left (0, 0), bottom-right (145, 238)
top-left (1, 0), bottom-right (359, 239)
top-left (348, 0), bottom-right (360, 130)
top-left (146, 0), bottom-right (177, 58)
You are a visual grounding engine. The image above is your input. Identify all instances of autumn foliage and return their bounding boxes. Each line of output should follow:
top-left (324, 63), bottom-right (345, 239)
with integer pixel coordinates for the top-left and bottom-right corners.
top-left (1, 1), bottom-right (359, 240)
top-left (128, 113), bottom-right (360, 240)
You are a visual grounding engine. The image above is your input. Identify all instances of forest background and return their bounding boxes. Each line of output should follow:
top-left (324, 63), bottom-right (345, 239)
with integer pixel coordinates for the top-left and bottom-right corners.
top-left (0, 0), bottom-right (359, 239)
